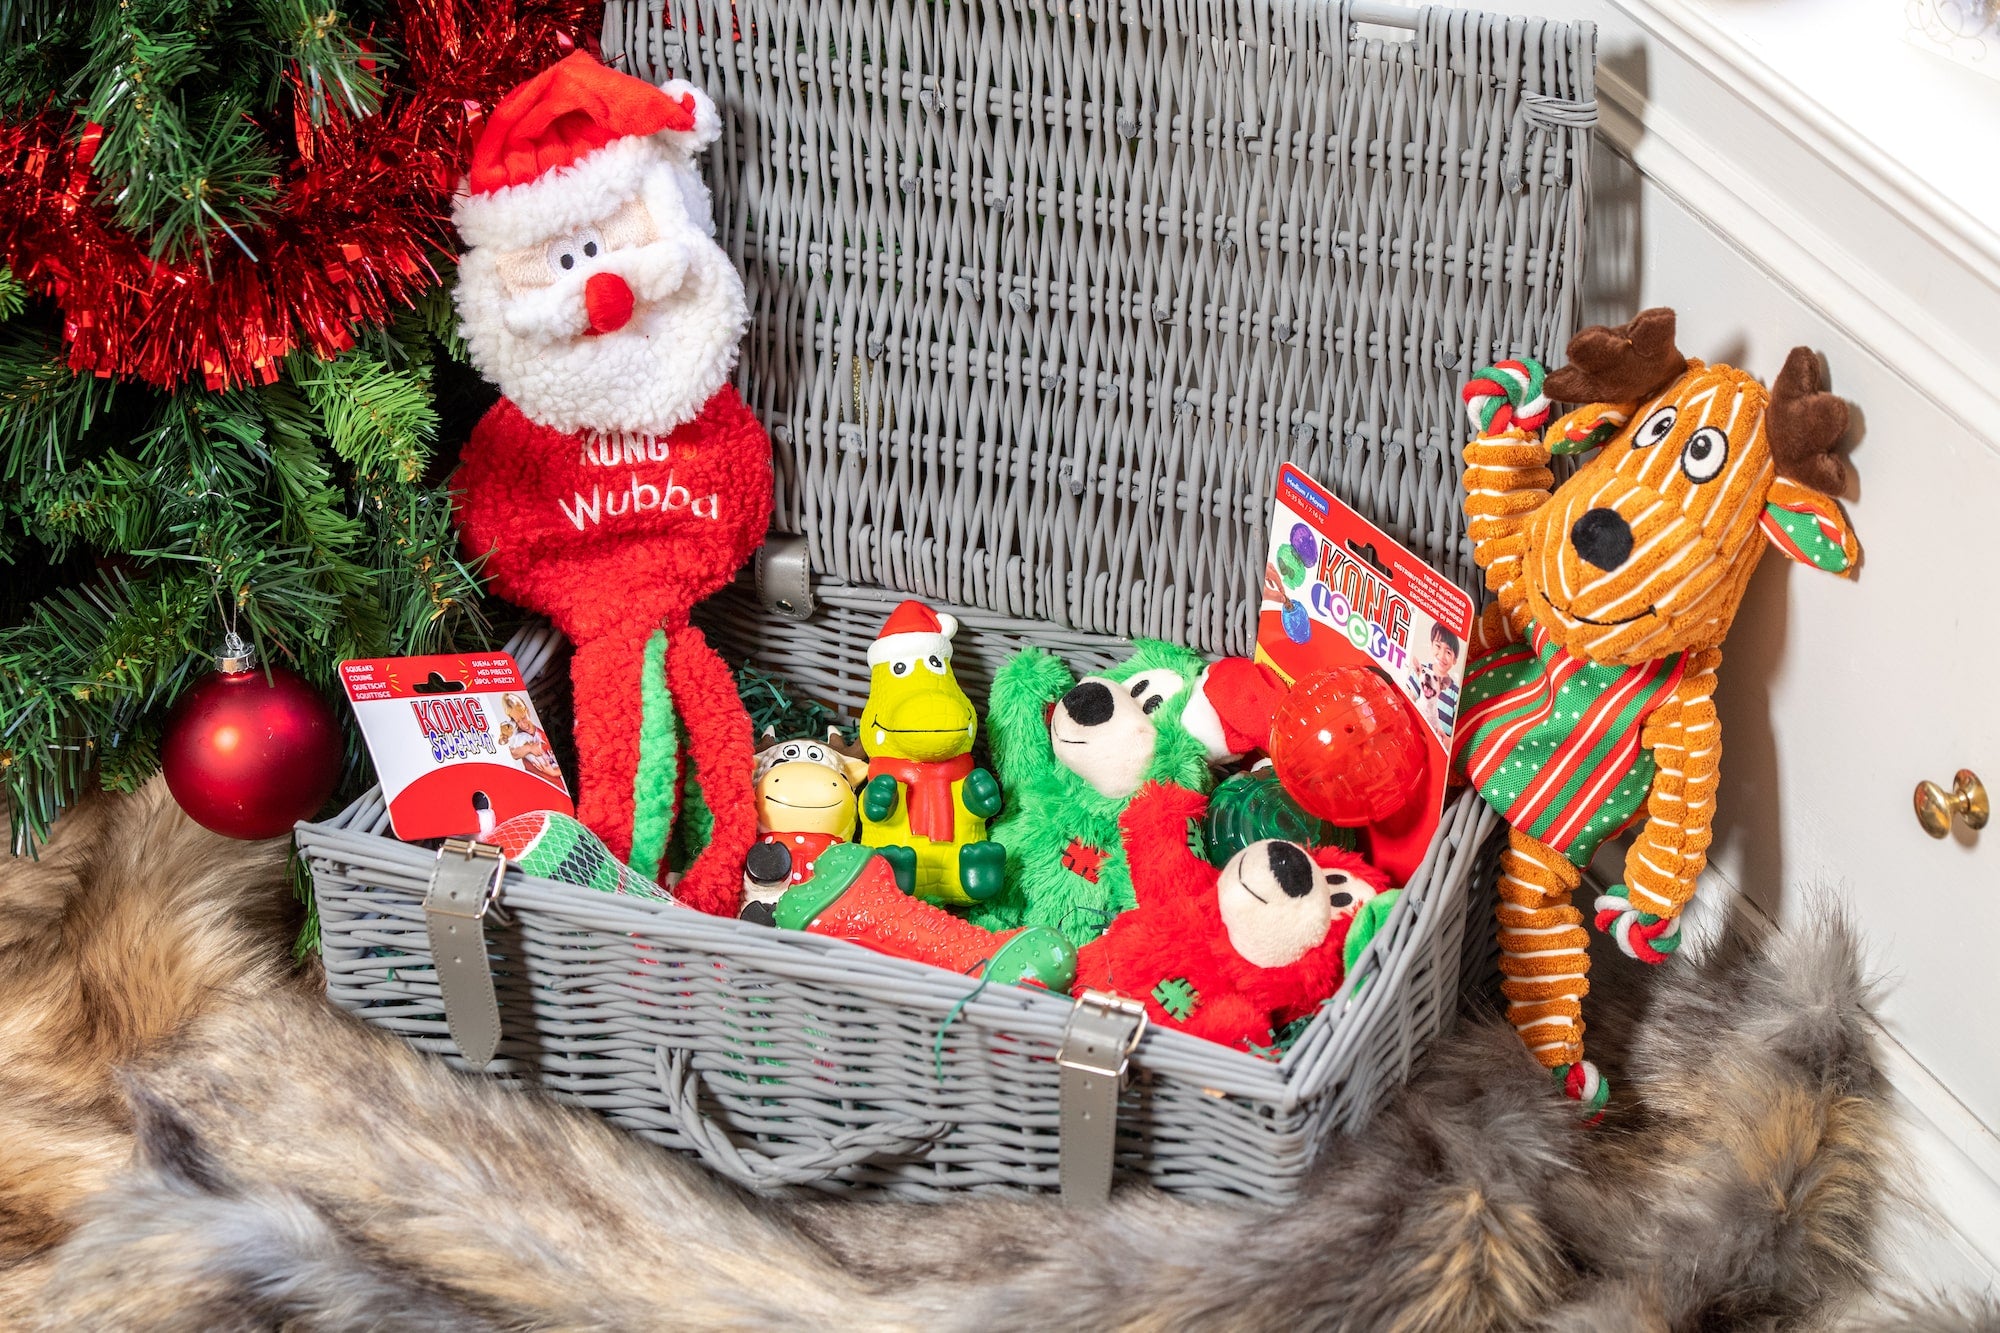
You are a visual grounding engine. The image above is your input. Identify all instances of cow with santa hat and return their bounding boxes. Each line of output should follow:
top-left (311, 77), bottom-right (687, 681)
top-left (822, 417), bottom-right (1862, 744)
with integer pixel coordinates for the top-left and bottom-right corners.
top-left (451, 52), bottom-right (770, 915)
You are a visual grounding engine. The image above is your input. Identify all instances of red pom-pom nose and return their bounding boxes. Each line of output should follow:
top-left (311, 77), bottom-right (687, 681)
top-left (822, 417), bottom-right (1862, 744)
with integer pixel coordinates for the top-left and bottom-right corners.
top-left (585, 272), bottom-right (635, 334)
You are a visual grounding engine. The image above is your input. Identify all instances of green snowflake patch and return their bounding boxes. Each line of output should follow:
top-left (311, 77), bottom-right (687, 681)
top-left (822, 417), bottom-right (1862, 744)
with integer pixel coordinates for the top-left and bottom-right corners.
top-left (1152, 977), bottom-right (1199, 1022)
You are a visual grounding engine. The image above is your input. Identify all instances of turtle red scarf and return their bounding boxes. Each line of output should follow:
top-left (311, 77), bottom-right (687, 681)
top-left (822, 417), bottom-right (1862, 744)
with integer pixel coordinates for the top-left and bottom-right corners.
top-left (867, 753), bottom-right (974, 843)
top-left (453, 386), bottom-right (772, 915)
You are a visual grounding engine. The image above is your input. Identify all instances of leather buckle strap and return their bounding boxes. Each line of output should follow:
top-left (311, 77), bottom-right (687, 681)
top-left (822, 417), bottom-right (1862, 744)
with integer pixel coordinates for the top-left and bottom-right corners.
top-left (1056, 991), bottom-right (1148, 1207)
top-left (424, 839), bottom-right (507, 1069)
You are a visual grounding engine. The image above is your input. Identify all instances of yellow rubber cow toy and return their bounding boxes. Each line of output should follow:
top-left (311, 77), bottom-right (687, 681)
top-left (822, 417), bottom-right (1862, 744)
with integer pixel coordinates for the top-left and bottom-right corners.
top-left (856, 601), bottom-right (1006, 906)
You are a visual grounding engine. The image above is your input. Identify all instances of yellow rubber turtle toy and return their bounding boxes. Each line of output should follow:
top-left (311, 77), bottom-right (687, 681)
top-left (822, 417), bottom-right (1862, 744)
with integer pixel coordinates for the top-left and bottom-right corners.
top-left (856, 600), bottom-right (1006, 906)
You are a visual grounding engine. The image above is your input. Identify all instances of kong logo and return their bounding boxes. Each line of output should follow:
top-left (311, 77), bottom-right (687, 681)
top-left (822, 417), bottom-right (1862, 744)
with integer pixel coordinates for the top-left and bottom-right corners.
top-left (411, 696), bottom-right (497, 763)
top-left (1318, 545), bottom-right (1411, 662)
top-left (579, 433), bottom-right (674, 467)
top-left (558, 472), bottom-right (721, 530)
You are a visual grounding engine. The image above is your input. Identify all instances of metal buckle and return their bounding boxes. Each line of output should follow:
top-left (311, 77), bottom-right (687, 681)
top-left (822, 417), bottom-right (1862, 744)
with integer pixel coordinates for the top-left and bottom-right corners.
top-left (1057, 991), bottom-right (1149, 1084)
top-left (431, 839), bottom-right (508, 922)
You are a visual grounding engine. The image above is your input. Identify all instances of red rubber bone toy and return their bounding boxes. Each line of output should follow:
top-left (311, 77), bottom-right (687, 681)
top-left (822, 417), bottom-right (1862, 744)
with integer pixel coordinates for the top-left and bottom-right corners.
top-left (451, 54), bottom-right (770, 913)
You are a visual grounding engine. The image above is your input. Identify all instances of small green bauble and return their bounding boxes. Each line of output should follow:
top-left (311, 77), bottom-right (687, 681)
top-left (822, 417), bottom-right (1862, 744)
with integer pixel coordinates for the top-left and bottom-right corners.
top-left (1201, 769), bottom-right (1355, 867)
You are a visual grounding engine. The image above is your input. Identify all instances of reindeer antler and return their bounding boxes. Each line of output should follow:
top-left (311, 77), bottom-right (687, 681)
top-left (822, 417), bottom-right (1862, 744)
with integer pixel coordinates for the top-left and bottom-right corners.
top-left (1544, 307), bottom-right (1686, 405)
top-left (1766, 347), bottom-right (1850, 494)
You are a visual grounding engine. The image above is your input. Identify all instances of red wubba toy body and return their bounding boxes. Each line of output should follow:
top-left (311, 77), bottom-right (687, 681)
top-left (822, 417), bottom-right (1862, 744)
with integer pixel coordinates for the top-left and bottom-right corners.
top-left (449, 54), bottom-right (772, 914)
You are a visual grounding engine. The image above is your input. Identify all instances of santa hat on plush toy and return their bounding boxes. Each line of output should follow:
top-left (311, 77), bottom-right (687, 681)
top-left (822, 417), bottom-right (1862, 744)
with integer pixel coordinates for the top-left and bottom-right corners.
top-left (867, 600), bottom-right (961, 667)
top-left (1184, 658), bottom-right (1286, 764)
top-left (454, 51), bottom-right (721, 252)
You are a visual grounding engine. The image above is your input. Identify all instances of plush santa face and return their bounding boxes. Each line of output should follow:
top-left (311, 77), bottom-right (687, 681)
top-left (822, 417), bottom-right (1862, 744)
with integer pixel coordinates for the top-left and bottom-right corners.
top-left (453, 57), bottom-right (749, 438)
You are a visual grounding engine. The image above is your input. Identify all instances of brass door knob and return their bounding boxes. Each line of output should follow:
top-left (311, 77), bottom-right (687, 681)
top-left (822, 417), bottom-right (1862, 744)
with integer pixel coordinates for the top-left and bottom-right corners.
top-left (1915, 769), bottom-right (1989, 839)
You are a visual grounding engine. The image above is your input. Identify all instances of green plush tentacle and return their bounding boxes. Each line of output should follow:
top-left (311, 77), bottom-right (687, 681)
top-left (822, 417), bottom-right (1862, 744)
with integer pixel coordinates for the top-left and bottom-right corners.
top-left (628, 628), bottom-right (680, 883)
top-left (668, 748), bottom-right (715, 875)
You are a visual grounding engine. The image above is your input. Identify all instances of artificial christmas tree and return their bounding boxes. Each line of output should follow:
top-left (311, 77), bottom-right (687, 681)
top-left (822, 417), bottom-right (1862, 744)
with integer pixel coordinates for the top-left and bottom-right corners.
top-left (0, 0), bottom-right (592, 854)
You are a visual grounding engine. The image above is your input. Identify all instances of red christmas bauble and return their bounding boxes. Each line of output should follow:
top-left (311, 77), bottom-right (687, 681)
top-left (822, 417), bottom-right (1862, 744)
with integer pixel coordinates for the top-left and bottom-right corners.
top-left (161, 658), bottom-right (343, 839)
top-left (1268, 667), bottom-right (1426, 827)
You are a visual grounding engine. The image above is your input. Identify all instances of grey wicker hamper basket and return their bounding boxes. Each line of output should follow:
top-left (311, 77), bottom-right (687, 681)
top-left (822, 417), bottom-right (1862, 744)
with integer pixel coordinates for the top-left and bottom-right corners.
top-left (300, 0), bottom-right (1594, 1204)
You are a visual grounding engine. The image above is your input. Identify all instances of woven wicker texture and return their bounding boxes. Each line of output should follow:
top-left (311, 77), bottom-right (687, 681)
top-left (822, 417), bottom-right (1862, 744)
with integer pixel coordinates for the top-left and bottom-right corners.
top-left (306, 0), bottom-right (1590, 1204)
top-left (611, 0), bottom-right (1596, 654)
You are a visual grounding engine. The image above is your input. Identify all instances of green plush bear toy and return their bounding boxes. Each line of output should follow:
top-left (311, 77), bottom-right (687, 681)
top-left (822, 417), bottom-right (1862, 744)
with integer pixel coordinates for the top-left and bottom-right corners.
top-left (969, 640), bottom-right (1276, 948)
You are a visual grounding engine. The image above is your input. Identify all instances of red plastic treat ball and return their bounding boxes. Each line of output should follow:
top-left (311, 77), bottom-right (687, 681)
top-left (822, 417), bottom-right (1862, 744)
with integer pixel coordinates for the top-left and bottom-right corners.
top-left (1268, 668), bottom-right (1426, 826)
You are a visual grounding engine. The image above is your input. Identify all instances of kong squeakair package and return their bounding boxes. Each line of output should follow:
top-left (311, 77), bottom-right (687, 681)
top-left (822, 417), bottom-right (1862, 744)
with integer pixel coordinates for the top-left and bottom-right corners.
top-left (340, 653), bottom-right (574, 841)
top-left (1255, 463), bottom-right (1476, 883)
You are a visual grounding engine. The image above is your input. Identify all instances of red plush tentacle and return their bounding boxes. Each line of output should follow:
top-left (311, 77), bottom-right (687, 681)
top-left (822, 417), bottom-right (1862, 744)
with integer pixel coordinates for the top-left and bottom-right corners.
top-left (568, 627), bottom-right (654, 864)
top-left (1117, 782), bottom-right (1212, 910)
top-left (665, 627), bottom-right (756, 915)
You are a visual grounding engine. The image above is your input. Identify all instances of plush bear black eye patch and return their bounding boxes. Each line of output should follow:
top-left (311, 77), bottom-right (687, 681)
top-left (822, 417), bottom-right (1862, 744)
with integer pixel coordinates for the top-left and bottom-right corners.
top-left (1267, 843), bottom-right (1315, 899)
top-left (1062, 681), bottom-right (1115, 726)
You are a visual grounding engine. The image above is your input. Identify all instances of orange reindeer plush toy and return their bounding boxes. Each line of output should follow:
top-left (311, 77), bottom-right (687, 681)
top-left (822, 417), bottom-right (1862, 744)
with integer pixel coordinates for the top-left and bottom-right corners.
top-left (1454, 309), bottom-right (1860, 1113)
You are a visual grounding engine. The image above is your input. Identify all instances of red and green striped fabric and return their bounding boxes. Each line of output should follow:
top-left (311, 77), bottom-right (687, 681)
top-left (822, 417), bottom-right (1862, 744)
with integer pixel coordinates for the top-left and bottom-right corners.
top-left (1451, 621), bottom-right (1687, 866)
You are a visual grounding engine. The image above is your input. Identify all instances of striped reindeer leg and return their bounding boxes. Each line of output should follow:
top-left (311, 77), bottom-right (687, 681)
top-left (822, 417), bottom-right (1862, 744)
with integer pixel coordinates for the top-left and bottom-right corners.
top-left (1599, 649), bottom-right (1723, 962)
top-left (1496, 826), bottom-right (1608, 1115)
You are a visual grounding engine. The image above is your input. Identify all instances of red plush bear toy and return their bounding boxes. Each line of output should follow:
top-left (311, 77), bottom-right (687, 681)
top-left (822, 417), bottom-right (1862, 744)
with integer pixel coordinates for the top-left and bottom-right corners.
top-left (1074, 782), bottom-right (1391, 1052)
top-left (450, 54), bottom-right (771, 915)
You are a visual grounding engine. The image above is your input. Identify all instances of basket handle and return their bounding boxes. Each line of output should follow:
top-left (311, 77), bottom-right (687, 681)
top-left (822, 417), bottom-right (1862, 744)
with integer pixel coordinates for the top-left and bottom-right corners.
top-left (654, 1047), bottom-right (946, 1190)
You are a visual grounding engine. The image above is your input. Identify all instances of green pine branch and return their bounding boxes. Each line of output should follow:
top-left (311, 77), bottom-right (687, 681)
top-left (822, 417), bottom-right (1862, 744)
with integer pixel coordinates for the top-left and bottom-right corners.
top-left (0, 322), bottom-right (122, 484)
top-left (1, 294), bottom-right (489, 853)
top-left (11, 0), bottom-right (392, 262)
top-left (287, 346), bottom-right (438, 484)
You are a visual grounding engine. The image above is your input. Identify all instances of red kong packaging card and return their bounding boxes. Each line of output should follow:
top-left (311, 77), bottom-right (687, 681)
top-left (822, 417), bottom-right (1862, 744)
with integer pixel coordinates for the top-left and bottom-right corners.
top-left (1254, 463), bottom-right (1476, 885)
top-left (340, 653), bottom-right (573, 841)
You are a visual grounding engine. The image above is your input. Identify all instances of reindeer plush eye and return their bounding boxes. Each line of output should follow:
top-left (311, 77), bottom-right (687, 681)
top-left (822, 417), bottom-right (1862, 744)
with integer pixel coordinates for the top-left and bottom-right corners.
top-left (1680, 426), bottom-right (1729, 482)
top-left (1633, 405), bottom-right (1678, 448)
top-left (781, 744), bottom-right (800, 759)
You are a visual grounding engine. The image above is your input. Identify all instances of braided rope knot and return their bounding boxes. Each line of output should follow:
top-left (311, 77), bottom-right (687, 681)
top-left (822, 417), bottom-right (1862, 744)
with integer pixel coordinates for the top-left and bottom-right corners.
top-left (1594, 884), bottom-right (1682, 964)
top-left (1462, 359), bottom-right (1551, 435)
top-left (1554, 1060), bottom-right (1609, 1118)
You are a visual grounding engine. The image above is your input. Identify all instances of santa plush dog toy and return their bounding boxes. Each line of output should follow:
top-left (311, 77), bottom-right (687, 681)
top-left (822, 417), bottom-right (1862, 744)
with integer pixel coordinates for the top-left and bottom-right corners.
top-left (451, 53), bottom-right (771, 914)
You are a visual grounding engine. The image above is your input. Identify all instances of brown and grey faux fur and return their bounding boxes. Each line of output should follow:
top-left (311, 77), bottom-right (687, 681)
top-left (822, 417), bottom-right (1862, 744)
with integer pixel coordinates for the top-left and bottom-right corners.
top-left (0, 779), bottom-right (1989, 1330)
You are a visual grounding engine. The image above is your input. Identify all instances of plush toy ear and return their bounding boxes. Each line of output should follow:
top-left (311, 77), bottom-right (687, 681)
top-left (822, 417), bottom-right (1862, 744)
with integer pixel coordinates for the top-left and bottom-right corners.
top-left (1758, 476), bottom-right (1860, 577)
top-left (1544, 403), bottom-right (1632, 456)
top-left (1185, 659), bottom-right (1286, 764)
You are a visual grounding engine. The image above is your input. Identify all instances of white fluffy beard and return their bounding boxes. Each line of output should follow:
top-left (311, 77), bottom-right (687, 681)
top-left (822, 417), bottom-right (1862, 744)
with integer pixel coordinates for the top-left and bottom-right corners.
top-left (455, 169), bottom-right (750, 438)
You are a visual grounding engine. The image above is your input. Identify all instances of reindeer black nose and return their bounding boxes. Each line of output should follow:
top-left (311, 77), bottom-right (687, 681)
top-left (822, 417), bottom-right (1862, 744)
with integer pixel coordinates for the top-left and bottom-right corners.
top-left (1571, 507), bottom-right (1633, 571)
top-left (1267, 842), bottom-right (1315, 899)
top-left (1061, 681), bottom-right (1115, 727)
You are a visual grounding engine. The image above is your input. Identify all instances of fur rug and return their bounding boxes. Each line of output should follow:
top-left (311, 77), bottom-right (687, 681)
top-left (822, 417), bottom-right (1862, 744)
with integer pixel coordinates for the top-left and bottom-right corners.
top-left (0, 780), bottom-right (1990, 1331)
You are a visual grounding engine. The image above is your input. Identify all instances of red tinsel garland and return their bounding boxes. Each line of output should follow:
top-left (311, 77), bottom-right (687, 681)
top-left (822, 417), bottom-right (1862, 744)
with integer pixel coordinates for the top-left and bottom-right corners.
top-left (0, 0), bottom-right (597, 390)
